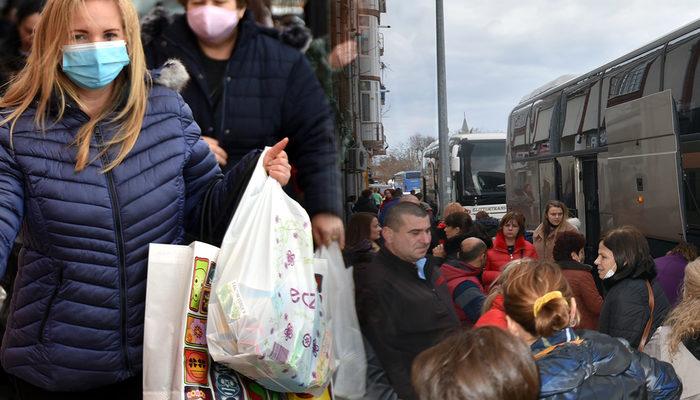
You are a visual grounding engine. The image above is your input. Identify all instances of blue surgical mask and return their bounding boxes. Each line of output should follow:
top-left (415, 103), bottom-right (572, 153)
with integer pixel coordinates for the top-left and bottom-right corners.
top-left (62, 40), bottom-right (130, 89)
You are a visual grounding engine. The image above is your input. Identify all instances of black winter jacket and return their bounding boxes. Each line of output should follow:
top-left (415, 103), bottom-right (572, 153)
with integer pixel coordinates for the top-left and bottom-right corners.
top-left (533, 328), bottom-right (682, 399)
top-left (600, 278), bottom-right (671, 349)
top-left (142, 10), bottom-right (341, 218)
top-left (353, 196), bottom-right (378, 213)
top-left (354, 247), bottom-right (459, 400)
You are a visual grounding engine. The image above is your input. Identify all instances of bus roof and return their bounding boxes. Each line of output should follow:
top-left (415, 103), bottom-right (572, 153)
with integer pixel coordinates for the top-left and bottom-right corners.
top-left (450, 132), bottom-right (506, 141)
top-left (514, 18), bottom-right (700, 109)
top-left (424, 132), bottom-right (505, 154)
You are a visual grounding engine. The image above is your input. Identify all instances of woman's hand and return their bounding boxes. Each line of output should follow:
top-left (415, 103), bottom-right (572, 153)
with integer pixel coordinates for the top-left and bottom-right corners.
top-left (202, 136), bottom-right (228, 166)
top-left (264, 138), bottom-right (291, 186)
top-left (311, 213), bottom-right (345, 249)
top-left (432, 244), bottom-right (446, 258)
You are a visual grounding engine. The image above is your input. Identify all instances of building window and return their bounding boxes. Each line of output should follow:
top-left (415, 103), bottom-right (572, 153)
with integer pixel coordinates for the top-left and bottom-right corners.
top-left (360, 30), bottom-right (370, 55)
top-left (361, 93), bottom-right (371, 122)
top-left (359, 16), bottom-right (370, 27)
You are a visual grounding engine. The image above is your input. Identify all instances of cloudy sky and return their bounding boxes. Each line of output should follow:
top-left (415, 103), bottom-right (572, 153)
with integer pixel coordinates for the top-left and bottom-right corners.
top-left (380, 1), bottom-right (700, 149)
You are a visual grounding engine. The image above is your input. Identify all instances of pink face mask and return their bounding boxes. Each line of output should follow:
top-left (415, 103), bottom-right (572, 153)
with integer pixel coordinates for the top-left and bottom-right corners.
top-left (187, 5), bottom-right (239, 44)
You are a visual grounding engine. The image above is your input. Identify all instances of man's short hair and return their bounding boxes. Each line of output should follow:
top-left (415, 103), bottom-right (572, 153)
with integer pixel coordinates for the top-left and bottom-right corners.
top-left (460, 238), bottom-right (487, 262)
top-left (399, 194), bottom-right (420, 205)
top-left (384, 203), bottom-right (428, 230)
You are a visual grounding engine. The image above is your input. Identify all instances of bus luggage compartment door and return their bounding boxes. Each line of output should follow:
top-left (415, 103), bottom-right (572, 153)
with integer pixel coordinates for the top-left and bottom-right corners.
top-left (603, 90), bottom-right (685, 242)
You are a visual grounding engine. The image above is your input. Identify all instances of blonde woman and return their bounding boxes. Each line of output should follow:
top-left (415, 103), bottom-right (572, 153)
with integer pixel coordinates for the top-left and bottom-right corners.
top-left (645, 259), bottom-right (700, 399)
top-left (532, 200), bottom-right (577, 261)
top-left (0, 0), bottom-right (290, 397)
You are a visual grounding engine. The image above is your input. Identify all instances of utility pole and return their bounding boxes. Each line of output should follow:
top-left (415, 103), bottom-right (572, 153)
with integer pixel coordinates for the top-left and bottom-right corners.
top-left (436, 0), bottom-right (451, 213)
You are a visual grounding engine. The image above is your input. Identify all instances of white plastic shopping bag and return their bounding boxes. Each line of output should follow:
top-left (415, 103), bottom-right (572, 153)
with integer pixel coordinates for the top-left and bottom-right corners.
top-left (316, 244), bottom-right (366, 400)
top-left (207, 148), bottom-right (333, 394)
top-left (144, 241), bottom-right (241, 400)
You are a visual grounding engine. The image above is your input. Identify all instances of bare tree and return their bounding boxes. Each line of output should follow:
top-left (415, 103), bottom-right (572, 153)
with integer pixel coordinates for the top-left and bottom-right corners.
top-left (406, 133), bottom-right (436, 168)
top-left (369, 133), bottom-right (436, 183)
top-left (370, 153), bottom-right (414, 183)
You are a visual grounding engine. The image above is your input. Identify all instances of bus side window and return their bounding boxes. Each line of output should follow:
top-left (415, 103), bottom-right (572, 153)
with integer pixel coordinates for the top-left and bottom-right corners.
top-left (665, 35), bottom-right (700, 135)
top-left (557, 157), bottom-right (577, 216)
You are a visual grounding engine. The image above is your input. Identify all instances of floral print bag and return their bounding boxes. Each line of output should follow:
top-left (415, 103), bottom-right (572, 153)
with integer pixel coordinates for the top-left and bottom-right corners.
top-left (207, 148), bottom-right (333, 395)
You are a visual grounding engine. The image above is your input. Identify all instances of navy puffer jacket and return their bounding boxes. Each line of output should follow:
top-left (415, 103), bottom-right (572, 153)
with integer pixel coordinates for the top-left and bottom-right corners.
top-left (0, 63), bottom-right (258, 391)
top-left (533, 328), bottom-right (682, 399)
top-left (142, 9), bottom-right (342, 218)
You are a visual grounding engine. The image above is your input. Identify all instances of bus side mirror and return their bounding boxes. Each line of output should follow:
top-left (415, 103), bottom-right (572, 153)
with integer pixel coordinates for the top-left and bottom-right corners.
top-left (450, 145), bottom-right (460, 172)
top-left (450, 156), bottom-right (460, 172)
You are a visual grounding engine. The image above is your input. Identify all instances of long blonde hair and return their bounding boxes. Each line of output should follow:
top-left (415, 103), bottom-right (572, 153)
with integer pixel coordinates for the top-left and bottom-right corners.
top-left (665, 259), bottom-right (700, 356)
top-left (0, 0), bottom-right (150, 172)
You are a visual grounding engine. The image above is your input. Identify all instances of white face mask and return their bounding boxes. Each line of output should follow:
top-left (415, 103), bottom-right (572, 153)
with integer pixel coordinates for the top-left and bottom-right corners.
top-left (602, 268), bottom-right (615, 280)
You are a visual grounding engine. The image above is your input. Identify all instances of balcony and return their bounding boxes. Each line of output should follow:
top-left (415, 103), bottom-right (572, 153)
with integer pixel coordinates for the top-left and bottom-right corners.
top-left (358, 0), bottom-right (381, 17)
top-left (361, 122), bottom-right (386, 153)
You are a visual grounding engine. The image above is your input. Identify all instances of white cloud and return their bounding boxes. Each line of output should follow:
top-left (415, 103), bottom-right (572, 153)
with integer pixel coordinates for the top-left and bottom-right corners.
top-left (381, 0), bottom-right (700, 149)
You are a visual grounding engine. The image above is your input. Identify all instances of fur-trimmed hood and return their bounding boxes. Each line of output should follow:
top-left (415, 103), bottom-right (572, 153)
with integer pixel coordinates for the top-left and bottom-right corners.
top-left (151, 58), bottom-right (189, 93)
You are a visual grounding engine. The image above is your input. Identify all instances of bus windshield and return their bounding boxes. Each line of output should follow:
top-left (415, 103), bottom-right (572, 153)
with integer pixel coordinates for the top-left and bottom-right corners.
top-left (463, 140), bottom-right (505, 195)
top-left (405, 171), bottom-right (421, 180)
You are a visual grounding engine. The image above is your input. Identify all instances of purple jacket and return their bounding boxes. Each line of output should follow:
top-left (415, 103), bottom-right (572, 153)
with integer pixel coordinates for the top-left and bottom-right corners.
top-left (654, 253), bottom-right (688, 306)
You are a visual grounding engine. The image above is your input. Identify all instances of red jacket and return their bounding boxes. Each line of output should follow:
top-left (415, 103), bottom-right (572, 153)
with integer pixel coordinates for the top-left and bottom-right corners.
top-left (558, 260), bottom-right (603, 330)
top-left (440, 260), bottom-right (484, 324)
top-left (483, 232), bottom-right (537, 291)
top-left (475, 294), bottom-right (507, 330)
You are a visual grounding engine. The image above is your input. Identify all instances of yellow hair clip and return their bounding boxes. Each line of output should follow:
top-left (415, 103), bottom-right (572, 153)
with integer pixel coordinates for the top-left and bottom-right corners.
top-left (533, 291), bottom-right (563, 317)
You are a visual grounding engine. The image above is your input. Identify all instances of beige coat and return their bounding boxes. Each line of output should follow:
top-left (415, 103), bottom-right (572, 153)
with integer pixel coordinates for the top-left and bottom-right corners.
top-left (533, 220), bottom-right (578, 261)
top-left (644, 326), bottom-right (700, 399)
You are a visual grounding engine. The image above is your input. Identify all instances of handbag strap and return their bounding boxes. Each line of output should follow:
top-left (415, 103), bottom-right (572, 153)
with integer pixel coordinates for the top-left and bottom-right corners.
top-left (638, 280), bottom-right (655, 352)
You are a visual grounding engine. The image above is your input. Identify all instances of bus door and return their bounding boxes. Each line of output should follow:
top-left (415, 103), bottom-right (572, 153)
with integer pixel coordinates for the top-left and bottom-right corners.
top-left (580, 157), bottom-right (600, 264)
top-left (538, 160), bottom-right (556, 216)
top-left (603, 90), bottom-right (686, 244)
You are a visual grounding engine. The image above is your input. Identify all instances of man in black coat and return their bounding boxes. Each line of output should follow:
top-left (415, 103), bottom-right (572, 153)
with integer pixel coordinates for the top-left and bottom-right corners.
top-left (354, 203), bottom-right (459, 400)
top-left (353, 189), bottom-right (378, 214)
top-left (142, 1), bottom-right (344, 247)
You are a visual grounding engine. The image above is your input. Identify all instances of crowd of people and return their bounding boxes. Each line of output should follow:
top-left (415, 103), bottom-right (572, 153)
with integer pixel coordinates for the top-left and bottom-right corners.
top-left (345, 195), bottom-right (699, 400)
top-left (0, 0), bottom-right (697, 398)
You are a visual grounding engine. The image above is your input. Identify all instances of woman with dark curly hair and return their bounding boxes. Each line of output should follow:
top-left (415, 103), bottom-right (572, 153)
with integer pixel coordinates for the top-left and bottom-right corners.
top-left (595, 226), bottom-right (671, 349)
